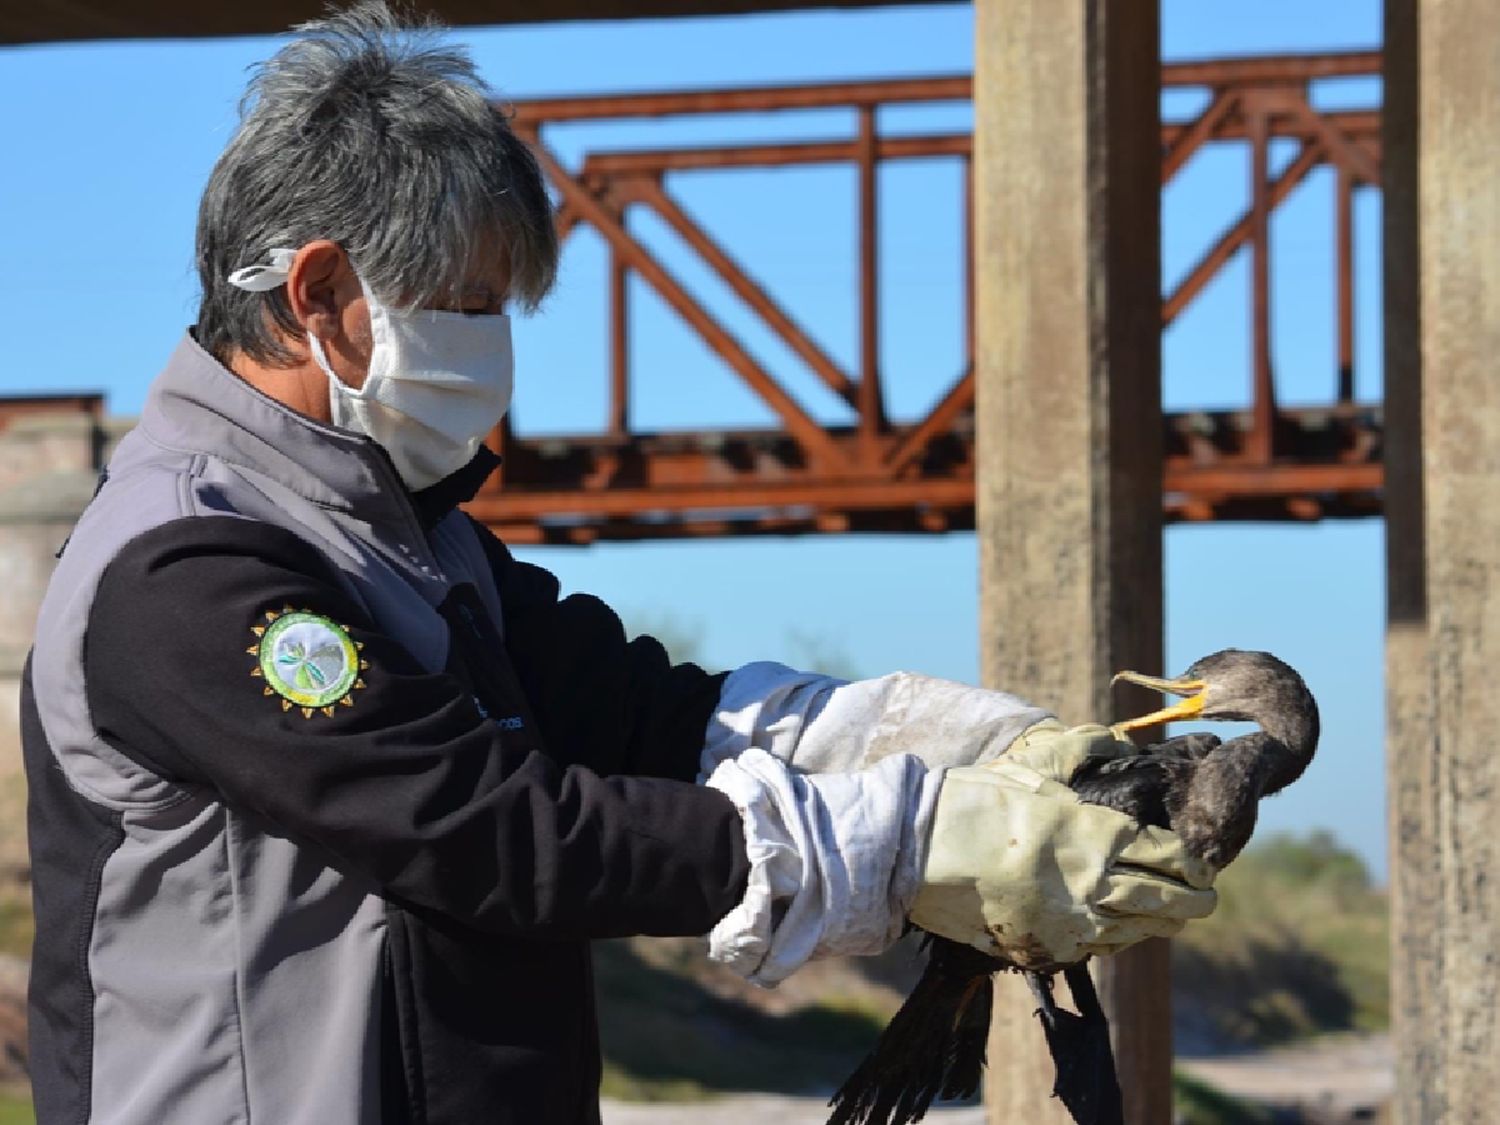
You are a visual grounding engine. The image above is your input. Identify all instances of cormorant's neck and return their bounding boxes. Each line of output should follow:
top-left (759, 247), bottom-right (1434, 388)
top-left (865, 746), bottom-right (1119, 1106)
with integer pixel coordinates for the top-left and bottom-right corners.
top-left (1256, 706), bottom-right (1319, 790)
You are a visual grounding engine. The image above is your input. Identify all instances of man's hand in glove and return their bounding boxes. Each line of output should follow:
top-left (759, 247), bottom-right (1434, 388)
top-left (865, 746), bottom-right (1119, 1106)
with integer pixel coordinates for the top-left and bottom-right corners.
top-left (908, 729), bottom-right (1217, 970)
top-left (1000, 719), bottom-right (1130, 783)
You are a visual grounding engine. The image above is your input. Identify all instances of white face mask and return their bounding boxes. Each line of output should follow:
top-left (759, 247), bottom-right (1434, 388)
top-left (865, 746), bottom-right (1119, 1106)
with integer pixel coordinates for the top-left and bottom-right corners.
top-left (228, 248), bottom-right (514, 491)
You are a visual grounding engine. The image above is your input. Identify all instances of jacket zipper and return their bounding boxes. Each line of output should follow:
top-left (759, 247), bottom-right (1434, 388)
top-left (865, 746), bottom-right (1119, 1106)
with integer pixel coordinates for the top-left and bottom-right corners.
top-left (362, 439), bottom-right (450, 587)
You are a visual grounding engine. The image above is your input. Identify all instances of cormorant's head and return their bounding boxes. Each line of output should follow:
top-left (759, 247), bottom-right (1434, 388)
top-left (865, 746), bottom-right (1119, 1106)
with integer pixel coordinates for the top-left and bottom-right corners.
top-left (1109, 648), bottom-right (1319, 752)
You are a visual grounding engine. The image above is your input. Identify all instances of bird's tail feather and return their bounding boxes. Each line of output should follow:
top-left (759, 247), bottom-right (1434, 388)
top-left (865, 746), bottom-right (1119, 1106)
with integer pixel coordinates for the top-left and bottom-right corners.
top-left (826, 938), bottom-right (995, 1125)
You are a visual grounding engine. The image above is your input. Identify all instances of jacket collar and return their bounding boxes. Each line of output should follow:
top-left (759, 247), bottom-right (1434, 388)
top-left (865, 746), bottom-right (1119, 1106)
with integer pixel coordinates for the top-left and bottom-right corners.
top-left (412, 443), bottom-right (500, 528)
top-left (140, 332), bottom-right (498, 530)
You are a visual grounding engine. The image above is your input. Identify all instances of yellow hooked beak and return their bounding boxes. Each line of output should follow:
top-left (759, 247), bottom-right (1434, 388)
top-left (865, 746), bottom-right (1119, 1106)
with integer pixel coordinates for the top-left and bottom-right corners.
top-left (1110, 671), bottom-right (1209, 733)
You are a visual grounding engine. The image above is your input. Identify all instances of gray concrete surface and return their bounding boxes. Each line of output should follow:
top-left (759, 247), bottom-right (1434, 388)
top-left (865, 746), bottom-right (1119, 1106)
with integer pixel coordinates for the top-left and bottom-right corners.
top-left (1180, 1034), bottom-right (1393, 1119)
top-left (973, 0), bottom-right (1168, 1119)
top-left (1383, 0), bottom-right (1500, 1119)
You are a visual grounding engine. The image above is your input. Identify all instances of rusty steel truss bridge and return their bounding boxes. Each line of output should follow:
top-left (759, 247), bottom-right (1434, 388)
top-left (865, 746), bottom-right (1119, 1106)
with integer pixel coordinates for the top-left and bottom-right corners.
top-left (457, 50), bottom-right (1382, 545)
top-left (2, 52), bottom-right (1384, 546)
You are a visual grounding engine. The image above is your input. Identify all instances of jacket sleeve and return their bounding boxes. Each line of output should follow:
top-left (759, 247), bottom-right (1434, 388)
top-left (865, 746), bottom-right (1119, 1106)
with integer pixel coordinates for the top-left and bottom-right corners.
top-left (83, 516), bottom-right (749, 942)
top-left (466, 516), bottom-right (727, 783)
top-left (705, 663), bottom-right (1054, 775)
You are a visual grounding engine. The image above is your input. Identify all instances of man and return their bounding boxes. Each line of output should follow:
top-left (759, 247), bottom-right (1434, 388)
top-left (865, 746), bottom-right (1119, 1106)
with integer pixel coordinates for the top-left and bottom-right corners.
top-left (23, 5), bottom-right (1215, 1123)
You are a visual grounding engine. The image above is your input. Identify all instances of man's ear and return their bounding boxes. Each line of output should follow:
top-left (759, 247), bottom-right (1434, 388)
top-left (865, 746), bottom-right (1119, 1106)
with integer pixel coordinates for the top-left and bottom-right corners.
top-left (284, 240), bottom-right (354, 345)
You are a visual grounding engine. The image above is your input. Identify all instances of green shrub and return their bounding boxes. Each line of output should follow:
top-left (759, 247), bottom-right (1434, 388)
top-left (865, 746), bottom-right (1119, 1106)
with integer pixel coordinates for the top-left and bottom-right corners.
top-left (1173, 830), bottom-right (1389, 1048)
top-left (0, 1091), bottom-right (33, 1125)
top-left (0, 775), bottom-right (29, 962)
top-left (594, 938), bottom-right (891, 1097)
top-left (0, 894), bottom-right (30, 963)
top-left (1173, 1070), bottom-right (1274, 1125)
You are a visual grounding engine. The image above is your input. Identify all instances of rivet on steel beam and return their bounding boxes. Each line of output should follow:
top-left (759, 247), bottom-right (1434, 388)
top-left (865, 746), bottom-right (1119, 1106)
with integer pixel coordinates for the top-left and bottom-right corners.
top-left (1299, 410), bottom-right (1329, 431)
top-left (1188, 412), bottom-right (1216, 436)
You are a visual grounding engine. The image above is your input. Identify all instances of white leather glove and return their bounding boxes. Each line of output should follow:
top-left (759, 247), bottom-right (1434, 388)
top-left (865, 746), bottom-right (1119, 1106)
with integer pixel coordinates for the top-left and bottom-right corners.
top-left (1001, 718), bottom-right (1131, 782)
top-left (908, 736), bottom-right (1217, 970)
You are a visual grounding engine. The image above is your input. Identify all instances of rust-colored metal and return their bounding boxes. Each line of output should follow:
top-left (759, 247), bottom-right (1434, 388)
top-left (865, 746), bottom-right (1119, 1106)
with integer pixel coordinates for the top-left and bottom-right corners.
top-left (1246, 91), bottom-right (1277, 465)
top-left (1162, 89), bottom-right (1239, 183)
top-left (884, 366), bottom-right (974, 478)
top-left (520, 132), bottom-right (850, 470)
top-left (1290, 99), bottom-right (1383, 185)
top-left (1337, 165), bottom-right (1356, 404)
top-left (609, 239), bottom-right (629, 438)
top-left (461, 403), bottom-right (1383, 542)
top-left (1163, 141), bottom-right (1325, 325)
top-left (857, 103), bottom-right (885, 464)
top-left (963, 155), bottom-right (974, 368)
top-left (469, 53), bottom-right (1385, 542)
top-left (509, 51), bottom-right (1380, 123)
top-left (581, 134), bottom-right (971, 175)
top-left (623, 175), bottom-right (856, 406)
top-left (573, 109), bottom-right (1380, 178)
top-left (1160, 50), bottom-right (1381, 86)
top-left (510, 75), bottom-right (975, 124)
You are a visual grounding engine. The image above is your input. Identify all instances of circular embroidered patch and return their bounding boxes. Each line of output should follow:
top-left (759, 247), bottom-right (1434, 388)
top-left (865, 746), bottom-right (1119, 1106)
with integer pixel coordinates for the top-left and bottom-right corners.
top-left (250, 609), bottom-right (366, 717)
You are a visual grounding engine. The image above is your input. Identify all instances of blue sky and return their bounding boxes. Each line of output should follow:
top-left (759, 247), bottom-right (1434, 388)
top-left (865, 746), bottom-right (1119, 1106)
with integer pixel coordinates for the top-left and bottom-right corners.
top-left (0, 1), bottom-right (1389, 874)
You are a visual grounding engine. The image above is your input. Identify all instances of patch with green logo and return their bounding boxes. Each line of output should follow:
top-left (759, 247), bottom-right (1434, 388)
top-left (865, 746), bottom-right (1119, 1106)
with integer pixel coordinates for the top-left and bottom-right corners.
top-left (248, 607), bottom-right (368, 718)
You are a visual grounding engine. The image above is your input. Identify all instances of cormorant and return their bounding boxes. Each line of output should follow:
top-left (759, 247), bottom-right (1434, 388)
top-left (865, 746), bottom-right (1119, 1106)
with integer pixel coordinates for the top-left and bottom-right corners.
top-left (827, 649), bottom-right (1320, 1125)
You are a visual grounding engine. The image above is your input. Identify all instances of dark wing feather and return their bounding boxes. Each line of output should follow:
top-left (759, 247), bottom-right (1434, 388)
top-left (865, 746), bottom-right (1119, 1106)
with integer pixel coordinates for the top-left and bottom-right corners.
top-left (827, 936), bottom-right (996, 1125)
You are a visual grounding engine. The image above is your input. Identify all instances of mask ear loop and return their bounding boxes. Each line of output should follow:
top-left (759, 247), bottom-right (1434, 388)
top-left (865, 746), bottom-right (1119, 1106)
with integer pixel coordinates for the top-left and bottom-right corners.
top-left (225, 248), bottom-right (370, 420)
top-left (338, 275), bottom-right (390, 403)
top-left (306, 335), bottom-right (341, 384)
top-left (226, 248), bottom-right (298, 292)
top-left (226, 247), bottom-right (375, 392)
top-left (306, 330), bottom-right (370, 438)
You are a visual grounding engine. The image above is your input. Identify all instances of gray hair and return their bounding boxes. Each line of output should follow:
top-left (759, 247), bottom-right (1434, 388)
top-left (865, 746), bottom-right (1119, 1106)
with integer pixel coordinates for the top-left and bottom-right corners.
top-left (195, 0), bottom-right (557, 366)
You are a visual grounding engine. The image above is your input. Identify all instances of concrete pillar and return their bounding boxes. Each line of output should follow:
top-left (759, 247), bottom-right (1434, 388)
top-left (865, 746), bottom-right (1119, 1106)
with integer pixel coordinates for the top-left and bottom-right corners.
top-left (973, 1), bottom-right (1166, 1122)
top-left (1381, 1), bottom-right (1435, 1118)
top-left (0, 413), bottom-right (112, 781)
top-left (1384, 2), bottom-right (1500, 1119)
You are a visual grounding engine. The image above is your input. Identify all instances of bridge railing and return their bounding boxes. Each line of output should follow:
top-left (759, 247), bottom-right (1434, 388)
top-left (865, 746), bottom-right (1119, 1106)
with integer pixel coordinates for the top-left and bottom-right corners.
top-left (470, 52), bottom-right (1383, 543)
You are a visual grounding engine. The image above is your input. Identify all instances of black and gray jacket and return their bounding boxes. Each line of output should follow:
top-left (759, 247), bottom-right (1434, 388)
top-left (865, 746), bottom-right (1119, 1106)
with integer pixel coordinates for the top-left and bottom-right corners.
top-left (23, 333), bottom-right (752, 1125)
